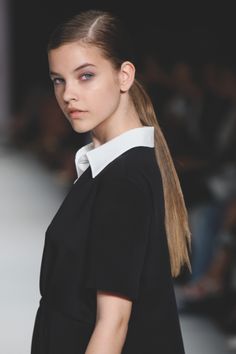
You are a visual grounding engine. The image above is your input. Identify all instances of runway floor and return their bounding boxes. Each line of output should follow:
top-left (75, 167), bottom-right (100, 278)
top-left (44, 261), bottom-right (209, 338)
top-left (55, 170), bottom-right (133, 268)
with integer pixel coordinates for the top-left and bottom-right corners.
top-left (0, 144), bottom-right (235, 354)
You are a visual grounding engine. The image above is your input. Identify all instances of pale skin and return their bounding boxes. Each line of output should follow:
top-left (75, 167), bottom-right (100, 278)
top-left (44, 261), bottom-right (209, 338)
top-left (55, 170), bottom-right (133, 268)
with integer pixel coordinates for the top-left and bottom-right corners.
top-left (48, 41), bottom-right (143, 353)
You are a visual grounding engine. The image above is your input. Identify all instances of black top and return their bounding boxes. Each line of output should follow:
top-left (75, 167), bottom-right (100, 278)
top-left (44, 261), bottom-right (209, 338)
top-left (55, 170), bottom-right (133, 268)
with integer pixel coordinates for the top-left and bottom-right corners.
top-left (31, 146), bottom-right (185, 354)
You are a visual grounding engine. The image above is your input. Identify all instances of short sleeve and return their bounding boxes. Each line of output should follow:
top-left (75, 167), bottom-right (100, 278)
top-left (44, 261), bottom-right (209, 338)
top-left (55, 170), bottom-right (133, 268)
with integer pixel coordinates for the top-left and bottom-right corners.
top-left (84, 177), bottom-right (151, 301)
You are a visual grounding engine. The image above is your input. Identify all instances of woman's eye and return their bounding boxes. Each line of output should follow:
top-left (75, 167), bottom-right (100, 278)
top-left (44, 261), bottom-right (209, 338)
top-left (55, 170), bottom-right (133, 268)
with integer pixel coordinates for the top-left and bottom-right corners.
top-left (52, 77), bottom-right (64, 85)
top-left (80, 73), bottom-right (94, 81)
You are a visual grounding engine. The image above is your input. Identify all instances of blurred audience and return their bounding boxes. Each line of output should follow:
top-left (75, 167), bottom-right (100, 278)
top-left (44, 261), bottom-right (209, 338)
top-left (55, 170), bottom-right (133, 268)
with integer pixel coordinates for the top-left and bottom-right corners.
top-left (8, 56), bottom-right (236, 349)
top-left (143, 57), bottom-right (236, 349)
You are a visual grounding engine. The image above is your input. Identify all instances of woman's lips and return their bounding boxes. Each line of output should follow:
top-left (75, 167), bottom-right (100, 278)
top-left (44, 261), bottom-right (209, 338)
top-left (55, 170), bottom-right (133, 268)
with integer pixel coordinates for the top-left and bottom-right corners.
top-left (68, 110), bottom-right (86, 119)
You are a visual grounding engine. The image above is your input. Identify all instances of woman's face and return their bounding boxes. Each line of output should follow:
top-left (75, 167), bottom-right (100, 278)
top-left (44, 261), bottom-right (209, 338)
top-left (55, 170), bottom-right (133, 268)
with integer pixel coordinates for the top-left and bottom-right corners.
top-left (48, 41), bottom-right (122, 134)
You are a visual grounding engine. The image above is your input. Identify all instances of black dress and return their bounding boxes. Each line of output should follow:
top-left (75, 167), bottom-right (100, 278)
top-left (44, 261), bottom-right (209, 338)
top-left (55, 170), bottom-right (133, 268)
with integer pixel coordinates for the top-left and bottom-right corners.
top-left (31, 146), bottom-right (185, 354)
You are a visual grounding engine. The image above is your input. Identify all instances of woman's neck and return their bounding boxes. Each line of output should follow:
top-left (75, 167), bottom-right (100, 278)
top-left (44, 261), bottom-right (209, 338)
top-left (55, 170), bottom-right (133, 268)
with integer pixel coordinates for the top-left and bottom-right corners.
top-left (91, 97), bottom-right (143, 148)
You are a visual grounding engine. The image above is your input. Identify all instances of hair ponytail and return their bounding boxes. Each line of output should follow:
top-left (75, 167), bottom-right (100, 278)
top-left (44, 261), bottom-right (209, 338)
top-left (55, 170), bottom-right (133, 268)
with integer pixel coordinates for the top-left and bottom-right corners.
top-left (130, 79), bottom-right (191, 277)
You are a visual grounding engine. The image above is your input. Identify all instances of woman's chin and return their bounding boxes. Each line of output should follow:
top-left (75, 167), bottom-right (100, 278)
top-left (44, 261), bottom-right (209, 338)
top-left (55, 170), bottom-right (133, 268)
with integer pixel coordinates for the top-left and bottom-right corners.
top-left (70, 121), bottom-right (91, 134)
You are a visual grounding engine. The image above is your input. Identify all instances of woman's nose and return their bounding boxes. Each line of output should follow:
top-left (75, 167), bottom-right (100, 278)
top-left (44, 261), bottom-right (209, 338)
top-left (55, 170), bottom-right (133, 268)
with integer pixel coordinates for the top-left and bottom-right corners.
top-left (63, 83), bottom-right (79, 103)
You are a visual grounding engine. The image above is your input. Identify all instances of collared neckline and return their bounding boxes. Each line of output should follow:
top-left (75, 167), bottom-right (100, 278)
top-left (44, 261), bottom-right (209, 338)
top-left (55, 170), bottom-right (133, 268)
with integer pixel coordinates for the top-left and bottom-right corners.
top-left (74, 126), bottom-right (155, 181)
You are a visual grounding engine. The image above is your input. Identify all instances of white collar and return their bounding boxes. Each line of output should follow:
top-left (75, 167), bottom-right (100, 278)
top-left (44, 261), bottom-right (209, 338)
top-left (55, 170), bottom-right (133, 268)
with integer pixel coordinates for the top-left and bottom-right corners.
top-left (74, 126), bottom-right (155, 181)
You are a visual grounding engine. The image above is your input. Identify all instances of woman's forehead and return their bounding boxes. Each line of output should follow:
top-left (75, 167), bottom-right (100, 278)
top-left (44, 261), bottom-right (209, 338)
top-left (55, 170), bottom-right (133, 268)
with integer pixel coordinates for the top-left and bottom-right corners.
top-left (48, 42), bottom-right (108, 72)
top-left (49, 42), bottom-right (103, 60)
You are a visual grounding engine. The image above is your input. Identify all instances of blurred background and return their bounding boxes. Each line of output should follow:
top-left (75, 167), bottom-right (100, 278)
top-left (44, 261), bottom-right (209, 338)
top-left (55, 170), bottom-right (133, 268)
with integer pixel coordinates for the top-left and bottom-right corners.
top-left (1, 1), bottom-right (236, 353)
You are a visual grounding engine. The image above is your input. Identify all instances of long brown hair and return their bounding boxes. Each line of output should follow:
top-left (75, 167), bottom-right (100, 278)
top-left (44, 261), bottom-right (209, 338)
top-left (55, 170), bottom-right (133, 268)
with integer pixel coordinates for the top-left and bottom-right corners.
top-left (47, 9), bottom-right (191, 277)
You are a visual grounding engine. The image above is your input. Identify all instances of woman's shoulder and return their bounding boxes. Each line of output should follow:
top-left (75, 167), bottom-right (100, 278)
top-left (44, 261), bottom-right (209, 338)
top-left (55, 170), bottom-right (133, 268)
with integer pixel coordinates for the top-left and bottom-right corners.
top-left (96, 146), bottom-right (159, 198)
top-left (99, 145), bottom-right (153, 174)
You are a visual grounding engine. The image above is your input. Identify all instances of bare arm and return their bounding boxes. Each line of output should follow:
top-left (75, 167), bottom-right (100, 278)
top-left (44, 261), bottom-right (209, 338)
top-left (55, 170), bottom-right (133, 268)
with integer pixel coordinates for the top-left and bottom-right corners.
top-left (84, 290), bottom-right (132, 354)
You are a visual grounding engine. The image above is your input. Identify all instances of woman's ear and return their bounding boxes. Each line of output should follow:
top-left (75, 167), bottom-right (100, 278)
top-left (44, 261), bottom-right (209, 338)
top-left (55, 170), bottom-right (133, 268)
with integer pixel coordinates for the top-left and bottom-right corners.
top-left (119, 61), bottom-right (136, 92)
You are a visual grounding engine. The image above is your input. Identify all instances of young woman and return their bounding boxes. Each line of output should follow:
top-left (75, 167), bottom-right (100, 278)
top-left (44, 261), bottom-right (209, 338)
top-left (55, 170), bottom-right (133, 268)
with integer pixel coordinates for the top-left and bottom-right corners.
top-left (30, 9), bottom-right (191, 354)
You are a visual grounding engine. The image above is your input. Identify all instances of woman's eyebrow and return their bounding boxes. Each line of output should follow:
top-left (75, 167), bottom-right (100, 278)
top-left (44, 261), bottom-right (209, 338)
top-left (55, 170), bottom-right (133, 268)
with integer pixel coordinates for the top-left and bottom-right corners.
top-left (50, 63), bottom-right (96, 76)
top-left (73, 63), bottom-right (96, 72)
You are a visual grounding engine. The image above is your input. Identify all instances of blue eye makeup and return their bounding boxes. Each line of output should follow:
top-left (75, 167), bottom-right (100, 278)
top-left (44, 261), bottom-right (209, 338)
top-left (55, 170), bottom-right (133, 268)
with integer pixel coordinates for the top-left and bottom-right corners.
top-left (80, 72), bottom-right (94, 81)
top-left (51, 77), bottom-right (65, 85)
top-left (50, 72), bottom-right (94, 85)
